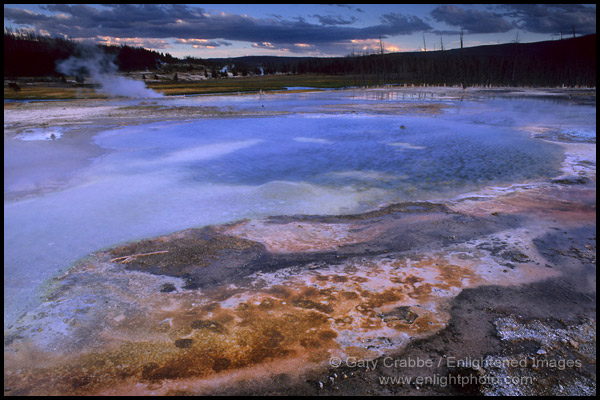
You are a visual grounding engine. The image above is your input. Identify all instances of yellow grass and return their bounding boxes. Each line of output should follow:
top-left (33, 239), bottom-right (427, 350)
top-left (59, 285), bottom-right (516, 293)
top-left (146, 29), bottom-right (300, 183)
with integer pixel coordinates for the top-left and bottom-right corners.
top-left (4, 74), bottom-right (370, 100)
top-left (4, 85), bottom-right (107, 100)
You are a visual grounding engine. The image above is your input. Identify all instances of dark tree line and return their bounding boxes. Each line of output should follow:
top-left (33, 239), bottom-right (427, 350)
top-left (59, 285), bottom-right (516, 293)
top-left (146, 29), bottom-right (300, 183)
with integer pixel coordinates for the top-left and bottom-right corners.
top-left (4, 29), bottom-right (76, 77)
top-left (205, 34), bottom-right (596, 88)
top-left (4, 28), bottom-right (596, 88)
top-left (4, 29), bottom-right (173, 77)
top-left (245, 34), bottom-right (595, 87)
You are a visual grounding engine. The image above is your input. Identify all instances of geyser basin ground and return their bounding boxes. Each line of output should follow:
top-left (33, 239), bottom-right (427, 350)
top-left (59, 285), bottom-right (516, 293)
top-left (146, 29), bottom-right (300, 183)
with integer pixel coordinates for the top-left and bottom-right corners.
top-left (3, 87), bottom-right (596, 395)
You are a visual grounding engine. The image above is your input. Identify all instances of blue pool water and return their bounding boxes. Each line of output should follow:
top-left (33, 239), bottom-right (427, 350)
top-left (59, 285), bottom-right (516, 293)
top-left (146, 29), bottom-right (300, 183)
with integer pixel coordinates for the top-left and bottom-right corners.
top-left (94, 111), bottom-right (564, 203)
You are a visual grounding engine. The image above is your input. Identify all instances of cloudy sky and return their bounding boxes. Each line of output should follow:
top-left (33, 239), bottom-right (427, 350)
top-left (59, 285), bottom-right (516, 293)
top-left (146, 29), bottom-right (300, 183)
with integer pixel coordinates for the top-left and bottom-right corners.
top-left (3, 4), bottom-right (596, 58)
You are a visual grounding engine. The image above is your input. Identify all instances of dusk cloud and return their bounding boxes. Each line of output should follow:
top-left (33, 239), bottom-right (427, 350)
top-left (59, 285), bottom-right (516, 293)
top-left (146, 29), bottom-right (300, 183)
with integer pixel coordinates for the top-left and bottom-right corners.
top-left (328, 4), bottom-right (365, 13)
top-left (375, 13), bottom-right (433, 35)
top-left (96, 37), bottom-right (170, 50)
top-left (175, 39), bottom-right (233, 48)
top-left (3, 4), bottom-right (595, 57)
top-left (430, 5), bottom-right (514, 34)
top-left (3, 4), bottom-right (431, 52)
top-left (429, 4), bottom-right (596, 36)
top-left (311, 14), bottom-right (357, 26)
top-left (498, 4), bottom-right (596, 35)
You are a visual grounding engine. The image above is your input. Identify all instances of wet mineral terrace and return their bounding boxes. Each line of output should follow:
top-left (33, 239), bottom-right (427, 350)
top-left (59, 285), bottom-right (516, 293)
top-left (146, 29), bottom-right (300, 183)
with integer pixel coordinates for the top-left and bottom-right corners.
top-left (4, 182), bottom-right (596, 395)
top-left (3, 88), bottom-right (596, 395)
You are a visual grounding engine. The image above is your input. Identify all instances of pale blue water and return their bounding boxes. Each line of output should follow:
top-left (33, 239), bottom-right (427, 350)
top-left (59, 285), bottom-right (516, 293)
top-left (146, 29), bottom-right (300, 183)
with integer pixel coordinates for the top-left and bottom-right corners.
top-left (95, 114), bottom-right (564, 200)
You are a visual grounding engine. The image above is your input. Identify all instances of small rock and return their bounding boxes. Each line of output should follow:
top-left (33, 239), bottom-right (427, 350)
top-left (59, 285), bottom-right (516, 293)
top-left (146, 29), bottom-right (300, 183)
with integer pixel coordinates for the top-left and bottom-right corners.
top-left (511, 252), bottom-right (530, 262)
top-left (551, 176), bottom-right (589, 185)
top-left (146, 383), bottom-right (163, 390)
top-left (159, 283), bottom-right (176, 293)
top-left (174, 338), bottom-right (193, 349)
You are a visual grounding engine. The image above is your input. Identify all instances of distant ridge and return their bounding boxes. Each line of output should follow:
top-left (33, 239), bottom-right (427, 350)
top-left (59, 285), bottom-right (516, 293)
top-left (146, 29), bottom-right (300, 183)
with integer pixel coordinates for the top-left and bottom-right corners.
top-left (4, 30), bottom-right (596, 87)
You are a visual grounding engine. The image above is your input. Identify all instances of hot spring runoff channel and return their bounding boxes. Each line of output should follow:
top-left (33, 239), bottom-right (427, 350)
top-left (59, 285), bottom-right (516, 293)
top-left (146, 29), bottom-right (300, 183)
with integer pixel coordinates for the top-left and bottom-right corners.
top-left (5, 92), bottom-right (593, 328)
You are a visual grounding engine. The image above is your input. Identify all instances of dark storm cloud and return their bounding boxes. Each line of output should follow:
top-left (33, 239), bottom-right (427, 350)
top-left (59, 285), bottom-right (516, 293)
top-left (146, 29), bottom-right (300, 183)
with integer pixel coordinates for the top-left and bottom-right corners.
top-left (498, 4), bottom-right (596, 35)
top-left (4, 4), bottom-right (431, 47)
top-left (430, 5), bottom-right (514, 34)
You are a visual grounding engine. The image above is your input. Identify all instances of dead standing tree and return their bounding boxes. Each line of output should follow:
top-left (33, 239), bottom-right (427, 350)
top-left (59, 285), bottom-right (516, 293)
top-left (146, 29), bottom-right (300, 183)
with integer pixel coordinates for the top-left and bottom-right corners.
top-left (511, 31), bottom-right (520, 86)
top-left (379, 36), bottom-right (387, 86)
top-left (459, 29), bottom-right (467, 89)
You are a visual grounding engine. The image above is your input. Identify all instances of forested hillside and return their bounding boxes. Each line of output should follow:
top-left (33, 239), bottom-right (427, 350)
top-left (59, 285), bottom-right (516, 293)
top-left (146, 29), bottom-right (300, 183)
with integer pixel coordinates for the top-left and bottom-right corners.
top-left (3, 29), bottom-right (174, 77)
top-left (4, 29), bottom-right (596, 87)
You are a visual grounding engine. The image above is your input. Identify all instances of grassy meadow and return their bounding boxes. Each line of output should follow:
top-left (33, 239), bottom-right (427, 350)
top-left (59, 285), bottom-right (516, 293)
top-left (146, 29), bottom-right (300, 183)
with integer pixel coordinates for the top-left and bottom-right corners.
top-left (4, 74), bottom-right (381, 100)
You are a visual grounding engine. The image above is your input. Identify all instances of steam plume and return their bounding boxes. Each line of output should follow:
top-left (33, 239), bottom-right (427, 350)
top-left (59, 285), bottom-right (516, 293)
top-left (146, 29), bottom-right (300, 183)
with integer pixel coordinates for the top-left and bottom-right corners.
top-left (56, 44), bottom-right (162, 98)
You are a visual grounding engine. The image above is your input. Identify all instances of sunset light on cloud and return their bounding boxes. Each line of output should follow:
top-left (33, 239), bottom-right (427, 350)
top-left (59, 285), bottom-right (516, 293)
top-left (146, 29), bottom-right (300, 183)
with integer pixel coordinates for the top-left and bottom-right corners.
top-left (3, 4), bottom-right (596, 58)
